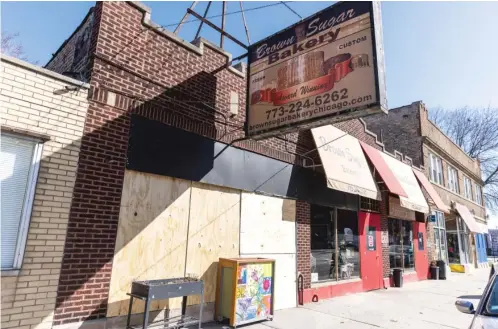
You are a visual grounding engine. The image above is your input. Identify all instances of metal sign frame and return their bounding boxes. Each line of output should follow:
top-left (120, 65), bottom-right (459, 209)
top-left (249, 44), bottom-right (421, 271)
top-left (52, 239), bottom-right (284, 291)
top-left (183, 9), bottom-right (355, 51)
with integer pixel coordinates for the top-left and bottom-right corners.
top-left (245, 1), bottom-right (387, 140)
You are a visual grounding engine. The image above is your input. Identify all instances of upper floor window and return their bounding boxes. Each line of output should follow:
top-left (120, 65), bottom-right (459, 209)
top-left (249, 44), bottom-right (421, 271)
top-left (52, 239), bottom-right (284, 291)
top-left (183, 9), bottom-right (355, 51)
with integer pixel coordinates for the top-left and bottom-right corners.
top-left (463, 176), bottom-right (473, 200)
top-left (447, 165), bottom-right (459, 194)
top-left (474, 183), bottom-right (483, 205)
top-left (429, 152), bottom-right (443, 185)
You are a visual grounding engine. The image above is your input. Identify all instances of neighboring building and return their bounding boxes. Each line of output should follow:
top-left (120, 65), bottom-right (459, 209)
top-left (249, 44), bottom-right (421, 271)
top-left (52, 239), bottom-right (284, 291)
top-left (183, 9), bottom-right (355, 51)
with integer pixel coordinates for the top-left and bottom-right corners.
top-left (0, 55), bottom-right (89, 329)
top-left (0, 2), bottom-right (439, 329)
top-left (364, 101), bottom-right (488, 272)
top-left (488, 229), bottom-right (498, 257)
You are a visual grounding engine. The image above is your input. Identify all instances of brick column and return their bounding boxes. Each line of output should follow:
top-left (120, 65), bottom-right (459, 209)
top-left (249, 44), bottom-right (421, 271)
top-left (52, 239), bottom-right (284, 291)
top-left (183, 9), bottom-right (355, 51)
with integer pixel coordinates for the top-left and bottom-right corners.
top-left (53, 95), bottom-right (130, 325)
top-left (296, 200), bottom-right (311, 289)
top-left (426, 221), bottom-right (437, 262)
top-left (380, 191), bottom-right (390, 278)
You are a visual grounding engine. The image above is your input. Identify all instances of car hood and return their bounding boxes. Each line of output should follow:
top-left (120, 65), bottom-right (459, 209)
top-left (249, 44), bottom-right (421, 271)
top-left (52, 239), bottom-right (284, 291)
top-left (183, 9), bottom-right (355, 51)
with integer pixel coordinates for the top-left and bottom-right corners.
top-left (472, 315), bottom-right (498, 329)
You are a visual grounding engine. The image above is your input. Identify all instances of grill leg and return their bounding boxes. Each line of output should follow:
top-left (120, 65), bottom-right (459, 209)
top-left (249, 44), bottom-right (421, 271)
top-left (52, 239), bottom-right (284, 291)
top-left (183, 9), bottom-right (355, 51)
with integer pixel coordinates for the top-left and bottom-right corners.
top-left (181, 296), bottom-right (187, 316)
top-left (199, 288), bottom-right (204, 329)
top-left (143, 299), bottom-right (151, 329)
top-left (126, 296), bottom-right (134, 328)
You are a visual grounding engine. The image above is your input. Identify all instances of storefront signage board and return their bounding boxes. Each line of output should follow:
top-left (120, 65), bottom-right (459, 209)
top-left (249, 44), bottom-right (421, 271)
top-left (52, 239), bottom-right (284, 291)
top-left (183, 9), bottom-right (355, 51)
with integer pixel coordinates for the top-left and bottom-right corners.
top-left (246, 1), bottom-right (387, 139)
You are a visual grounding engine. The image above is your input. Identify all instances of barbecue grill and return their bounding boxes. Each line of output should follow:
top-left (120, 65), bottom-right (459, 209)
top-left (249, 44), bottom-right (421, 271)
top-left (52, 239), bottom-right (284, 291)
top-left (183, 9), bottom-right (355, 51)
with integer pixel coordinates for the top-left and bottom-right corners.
top-left (126, 277), bottom-right (204, 329)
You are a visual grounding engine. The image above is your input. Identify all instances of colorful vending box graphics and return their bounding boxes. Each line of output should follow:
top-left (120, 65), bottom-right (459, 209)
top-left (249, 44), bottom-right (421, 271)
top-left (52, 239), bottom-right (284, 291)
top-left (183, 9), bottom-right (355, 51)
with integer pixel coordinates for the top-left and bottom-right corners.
top-left (216, 258), bottom-right (275, 327)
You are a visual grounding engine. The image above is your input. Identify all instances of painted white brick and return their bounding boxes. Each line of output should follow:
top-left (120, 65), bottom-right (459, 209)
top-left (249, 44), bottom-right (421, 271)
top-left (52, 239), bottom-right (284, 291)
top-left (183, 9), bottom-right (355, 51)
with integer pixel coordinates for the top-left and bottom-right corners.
top-left (4, 67), bottom-right (26, 78)
top-left (1, 88), bottom-right (24, 99)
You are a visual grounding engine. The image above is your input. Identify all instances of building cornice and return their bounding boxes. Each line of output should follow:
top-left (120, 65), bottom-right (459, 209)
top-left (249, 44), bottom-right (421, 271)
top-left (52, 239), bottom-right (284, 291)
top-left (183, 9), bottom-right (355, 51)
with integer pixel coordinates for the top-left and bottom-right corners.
top-left (423, 137), bottom-right (483, 185)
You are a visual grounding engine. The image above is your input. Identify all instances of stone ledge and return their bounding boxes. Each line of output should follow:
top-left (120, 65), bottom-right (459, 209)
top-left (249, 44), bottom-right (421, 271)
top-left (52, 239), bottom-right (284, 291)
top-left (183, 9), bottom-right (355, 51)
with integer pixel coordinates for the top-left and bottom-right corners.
top-left (1, 55), bottom-right (91, 88)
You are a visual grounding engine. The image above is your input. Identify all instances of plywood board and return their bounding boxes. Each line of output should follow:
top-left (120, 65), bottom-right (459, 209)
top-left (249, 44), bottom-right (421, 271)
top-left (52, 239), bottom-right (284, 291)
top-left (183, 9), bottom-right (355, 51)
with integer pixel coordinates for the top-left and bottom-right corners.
top-left (242, 253), bottom-right (297, 310)
top-left (185, 182), bottom-right (241, 306)
top-left (107, 170), bottom-right (191, 317)
top-left (240, 193), bottom-right (296, 254)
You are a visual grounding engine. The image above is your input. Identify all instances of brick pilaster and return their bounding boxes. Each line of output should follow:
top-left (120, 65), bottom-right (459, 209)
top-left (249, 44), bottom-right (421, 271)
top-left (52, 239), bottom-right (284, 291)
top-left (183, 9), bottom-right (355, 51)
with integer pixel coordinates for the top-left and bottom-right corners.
top-left (380, 191), bottom-right (390, 278)
top-left (296, 200), bottom-right (311, 289)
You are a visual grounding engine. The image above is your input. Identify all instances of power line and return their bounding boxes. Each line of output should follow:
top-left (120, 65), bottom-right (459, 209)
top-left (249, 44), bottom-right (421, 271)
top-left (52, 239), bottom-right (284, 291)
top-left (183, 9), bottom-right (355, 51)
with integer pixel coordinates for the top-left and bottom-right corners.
top-left (280, 1), bottom-right (302, 20)
top-left (160, 2), bottom-right (290, 28)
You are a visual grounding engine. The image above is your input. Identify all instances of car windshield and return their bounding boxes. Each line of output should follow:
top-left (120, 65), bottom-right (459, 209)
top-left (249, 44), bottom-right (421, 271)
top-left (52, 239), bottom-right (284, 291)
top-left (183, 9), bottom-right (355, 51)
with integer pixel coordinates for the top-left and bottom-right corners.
top-left (486, 277), bottom-right (498, 315)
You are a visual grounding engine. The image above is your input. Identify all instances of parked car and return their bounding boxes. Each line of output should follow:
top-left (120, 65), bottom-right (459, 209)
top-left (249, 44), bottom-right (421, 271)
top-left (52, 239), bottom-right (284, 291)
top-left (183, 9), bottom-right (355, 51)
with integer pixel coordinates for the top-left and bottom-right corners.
top-left (455, 269), bottom-right (498, 328)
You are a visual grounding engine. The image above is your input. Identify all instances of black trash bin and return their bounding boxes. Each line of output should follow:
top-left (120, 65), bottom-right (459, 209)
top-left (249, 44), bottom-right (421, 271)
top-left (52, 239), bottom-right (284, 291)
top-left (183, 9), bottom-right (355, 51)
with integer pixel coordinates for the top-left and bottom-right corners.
top-left (430, 266), bottom-right (439, 280)
top-left (393, 268), bottom-right (403, 287)
top-left (437, 260), bottom-right (446, 280)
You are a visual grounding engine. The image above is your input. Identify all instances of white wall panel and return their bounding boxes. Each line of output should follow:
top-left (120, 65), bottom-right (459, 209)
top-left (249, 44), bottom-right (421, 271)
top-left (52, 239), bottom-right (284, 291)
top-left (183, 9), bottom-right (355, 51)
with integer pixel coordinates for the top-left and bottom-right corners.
top-left (240, 192), bottom-right (296, 254)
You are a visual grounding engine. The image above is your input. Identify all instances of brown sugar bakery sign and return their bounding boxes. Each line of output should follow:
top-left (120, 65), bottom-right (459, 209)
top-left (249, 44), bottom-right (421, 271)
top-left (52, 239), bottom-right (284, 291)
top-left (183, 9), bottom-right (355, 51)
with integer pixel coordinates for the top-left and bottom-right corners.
top-left (246, 1), bottom-right (387, 138)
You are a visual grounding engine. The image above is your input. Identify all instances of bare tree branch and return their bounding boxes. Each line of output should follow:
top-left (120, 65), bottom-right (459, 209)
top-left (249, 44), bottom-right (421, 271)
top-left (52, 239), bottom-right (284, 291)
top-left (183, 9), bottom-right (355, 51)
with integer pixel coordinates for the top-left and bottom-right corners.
top-left (428, 106), bottom-right (498, 210)
top-left (1, 32), bottom-right (39, 65)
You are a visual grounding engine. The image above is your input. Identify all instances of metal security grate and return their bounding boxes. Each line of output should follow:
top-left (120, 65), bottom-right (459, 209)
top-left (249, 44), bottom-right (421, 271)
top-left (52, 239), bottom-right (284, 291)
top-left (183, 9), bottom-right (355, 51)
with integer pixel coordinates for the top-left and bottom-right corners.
top-left (360, 197), bottom-right (380, 213)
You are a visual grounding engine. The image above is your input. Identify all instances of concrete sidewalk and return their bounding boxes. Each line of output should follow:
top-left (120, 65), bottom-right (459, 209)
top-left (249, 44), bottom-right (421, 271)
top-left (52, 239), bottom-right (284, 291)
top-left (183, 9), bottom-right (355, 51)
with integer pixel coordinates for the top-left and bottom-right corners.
top-left (203, 268), bottom-right (491, 329)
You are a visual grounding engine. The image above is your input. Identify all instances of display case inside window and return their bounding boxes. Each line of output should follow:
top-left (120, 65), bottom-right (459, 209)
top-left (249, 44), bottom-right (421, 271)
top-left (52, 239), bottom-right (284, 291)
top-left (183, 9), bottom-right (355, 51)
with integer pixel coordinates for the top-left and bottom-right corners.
top-left (447, 233), bottom-right (461, 264)
top-left (388, 218), bottom-right (414, 271)
top-left (310, 205), bottom-right (360, 282)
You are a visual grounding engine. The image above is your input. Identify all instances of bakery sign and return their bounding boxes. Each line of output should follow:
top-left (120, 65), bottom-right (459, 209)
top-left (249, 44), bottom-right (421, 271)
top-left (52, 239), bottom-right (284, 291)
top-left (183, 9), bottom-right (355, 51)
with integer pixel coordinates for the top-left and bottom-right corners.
top-left (246, 1), bottom-right (387, 139)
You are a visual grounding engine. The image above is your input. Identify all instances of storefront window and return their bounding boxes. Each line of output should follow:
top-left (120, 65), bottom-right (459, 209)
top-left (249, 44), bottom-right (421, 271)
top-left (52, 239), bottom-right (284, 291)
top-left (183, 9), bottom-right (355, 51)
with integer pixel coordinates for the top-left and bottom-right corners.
top-left (310, 205), bottom-right (360, 282)
top-left (458, 217), bottom-right (471, 264)
top-left (447, 233), bottom-right (460, 263)
top-left (388, 218), bottom-right (414, 270)
top-left (433, 211), bottom-right (448, 262)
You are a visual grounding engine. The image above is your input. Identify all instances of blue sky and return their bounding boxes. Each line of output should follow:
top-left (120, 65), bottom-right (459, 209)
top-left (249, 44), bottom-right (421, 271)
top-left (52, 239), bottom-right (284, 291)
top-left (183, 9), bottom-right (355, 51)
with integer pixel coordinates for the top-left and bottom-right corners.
top-left (2, 1), bottom-right (498, 111)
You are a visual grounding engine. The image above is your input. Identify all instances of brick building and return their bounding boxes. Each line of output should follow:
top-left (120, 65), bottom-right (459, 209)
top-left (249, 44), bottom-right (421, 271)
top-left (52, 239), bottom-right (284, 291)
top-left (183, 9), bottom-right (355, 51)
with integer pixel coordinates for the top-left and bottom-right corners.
top-left (9, 2), bottom-right (446, 328)
top-left (364, 101), bottom-right (488, 272)
top-left (0, 55), bottom-right (90, 329)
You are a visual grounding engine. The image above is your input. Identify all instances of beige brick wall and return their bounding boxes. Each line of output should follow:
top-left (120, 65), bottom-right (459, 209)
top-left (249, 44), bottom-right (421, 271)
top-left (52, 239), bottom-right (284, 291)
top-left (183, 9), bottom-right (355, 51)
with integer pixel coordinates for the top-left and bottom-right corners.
top-left (419, 103), bottom-right (481, 179)
top-left (0, 55), bottom-right (89, 329)
top-left (422, 145), bottom-right (486, 219)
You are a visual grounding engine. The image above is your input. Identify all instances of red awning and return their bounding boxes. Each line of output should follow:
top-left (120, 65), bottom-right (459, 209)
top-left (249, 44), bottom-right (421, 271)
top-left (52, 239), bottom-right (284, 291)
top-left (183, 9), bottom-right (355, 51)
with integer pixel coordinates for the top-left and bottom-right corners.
top-left (412, 169), bottom-right (450, 213)
top-left (359, 141), bottom-right (407, 198)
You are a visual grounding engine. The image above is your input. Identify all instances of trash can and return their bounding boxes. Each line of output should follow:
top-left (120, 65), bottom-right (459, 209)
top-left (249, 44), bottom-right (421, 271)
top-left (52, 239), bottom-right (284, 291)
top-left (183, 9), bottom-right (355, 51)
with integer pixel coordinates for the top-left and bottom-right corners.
top-left (437, 260), bottom-right (446, 280)
top-left (430, 266), bottom-right (439, 280)
top-left (393, 268), bottom-right (403, 287)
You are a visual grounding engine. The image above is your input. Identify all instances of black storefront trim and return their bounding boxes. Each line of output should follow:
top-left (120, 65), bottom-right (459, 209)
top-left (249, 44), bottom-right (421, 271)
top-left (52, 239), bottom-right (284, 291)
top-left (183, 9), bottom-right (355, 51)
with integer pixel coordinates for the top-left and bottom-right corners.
top-left (127, 114), bottom-right (358, 210)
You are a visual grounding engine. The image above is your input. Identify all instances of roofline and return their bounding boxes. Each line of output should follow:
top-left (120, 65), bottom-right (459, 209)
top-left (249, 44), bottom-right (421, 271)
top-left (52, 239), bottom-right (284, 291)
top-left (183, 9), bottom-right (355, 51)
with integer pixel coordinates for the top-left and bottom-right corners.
top-left (2, 54), bottom-right (90, 88)
top-left (44, 6), bottom-right (95, 68)
top-left (417, 101), bottom-right (480, 166)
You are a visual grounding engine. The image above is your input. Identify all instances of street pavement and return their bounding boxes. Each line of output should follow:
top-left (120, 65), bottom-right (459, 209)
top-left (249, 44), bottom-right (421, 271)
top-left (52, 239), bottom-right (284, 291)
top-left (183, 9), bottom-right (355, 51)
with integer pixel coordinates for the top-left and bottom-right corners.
top-left (201, 267), bottom-right (491, 329)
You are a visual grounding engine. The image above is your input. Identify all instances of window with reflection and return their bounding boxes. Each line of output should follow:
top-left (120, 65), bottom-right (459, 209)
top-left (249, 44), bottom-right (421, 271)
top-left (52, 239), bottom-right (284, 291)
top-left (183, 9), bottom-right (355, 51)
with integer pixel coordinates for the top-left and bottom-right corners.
top-left (310, 205), bottom-right (360, 282)
top-left (388, 218), bottom-right (414, 270)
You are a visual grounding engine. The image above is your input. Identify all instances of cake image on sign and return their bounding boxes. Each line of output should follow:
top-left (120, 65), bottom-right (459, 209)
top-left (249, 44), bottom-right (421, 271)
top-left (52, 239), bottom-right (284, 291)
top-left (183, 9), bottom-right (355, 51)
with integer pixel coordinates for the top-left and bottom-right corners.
top-left (251, 51), bottom-right (367, 106)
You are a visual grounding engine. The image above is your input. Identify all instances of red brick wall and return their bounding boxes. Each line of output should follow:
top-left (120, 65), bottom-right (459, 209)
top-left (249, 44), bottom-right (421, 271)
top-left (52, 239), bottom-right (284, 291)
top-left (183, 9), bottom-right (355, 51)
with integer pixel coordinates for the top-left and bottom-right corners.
top-left (363, 102), bottom-right (424, 167)
top-left (380, 192), bottom-right (390, 278)
top-left (296, 201), bottom-right (311, 289)
top-left (53, 94), bottom-right (131, 325)
top-left (49, 2), bottom-right (387, 324)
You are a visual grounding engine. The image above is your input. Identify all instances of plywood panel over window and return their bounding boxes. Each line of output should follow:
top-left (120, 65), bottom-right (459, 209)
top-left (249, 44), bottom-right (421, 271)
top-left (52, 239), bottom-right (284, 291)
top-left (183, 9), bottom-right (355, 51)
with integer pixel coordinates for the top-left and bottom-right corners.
top-left (107, 171), bottom-right (191, 317)
top-left (185, 182), bottom-right (241, 306)
top-left (240, 193), bottom-right (296, 254)
top-left (240, 193), bottom-right (297, 310)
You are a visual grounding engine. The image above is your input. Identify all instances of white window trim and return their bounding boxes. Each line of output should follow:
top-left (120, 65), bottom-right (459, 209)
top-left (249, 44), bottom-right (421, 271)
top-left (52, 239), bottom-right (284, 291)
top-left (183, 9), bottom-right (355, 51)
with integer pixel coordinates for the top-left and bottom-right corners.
top-left (2, 133), bottom-right (43, 270)
top-left (474, 184), bottom-right (482, 206)
top-left (463, 176), bottom-right (472, 201)
top-left (447, 165), bottom-right (459, 194)
top-left (429, 152), bottom-right (443, 185)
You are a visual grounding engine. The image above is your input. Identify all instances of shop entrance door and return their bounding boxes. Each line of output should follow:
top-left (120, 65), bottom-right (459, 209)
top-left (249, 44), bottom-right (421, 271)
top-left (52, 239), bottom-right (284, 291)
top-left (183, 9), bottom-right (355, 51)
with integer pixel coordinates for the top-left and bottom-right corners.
top-left (413, 222), bottom-right (428, 280)
top-left (359, 212), bottom-right (382, 291)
